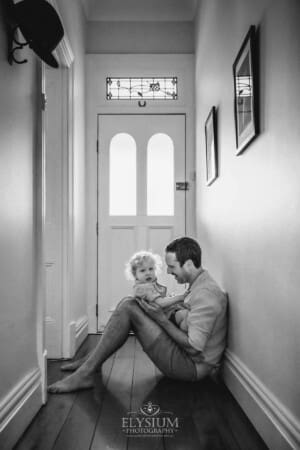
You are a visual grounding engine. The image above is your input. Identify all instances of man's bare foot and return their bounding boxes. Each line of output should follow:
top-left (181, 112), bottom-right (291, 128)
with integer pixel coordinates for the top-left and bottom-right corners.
top-left (61, 357), bottom-right (86, 372)
top-left (48, 370), bottom-right (95, 394)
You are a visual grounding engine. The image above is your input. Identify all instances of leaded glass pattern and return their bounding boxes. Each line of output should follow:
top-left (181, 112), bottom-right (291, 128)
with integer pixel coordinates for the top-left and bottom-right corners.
top-left (106, 77), bottom-right (178, 100)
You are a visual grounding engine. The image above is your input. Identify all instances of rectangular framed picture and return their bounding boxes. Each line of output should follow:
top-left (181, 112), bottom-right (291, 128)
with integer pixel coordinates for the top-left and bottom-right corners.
top-left (205, 106), bottom-right (218, 186)
top-left (233, 25), bottom-right (258, 155)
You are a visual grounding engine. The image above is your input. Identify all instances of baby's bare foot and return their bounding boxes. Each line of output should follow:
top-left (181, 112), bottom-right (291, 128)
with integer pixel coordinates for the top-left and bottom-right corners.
top-left (48, 370), bottom-right (94, 394)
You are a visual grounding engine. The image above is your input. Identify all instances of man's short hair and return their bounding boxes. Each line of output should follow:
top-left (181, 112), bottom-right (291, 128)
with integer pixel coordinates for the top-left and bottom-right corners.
top-left (165, 237), bottom-right (202, 268)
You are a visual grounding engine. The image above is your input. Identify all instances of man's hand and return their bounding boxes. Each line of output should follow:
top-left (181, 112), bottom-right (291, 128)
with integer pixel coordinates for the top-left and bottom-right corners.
top-left (137, 298), bottom-right (200, 355)
top-left (136, 298), bottom-right (167, 324)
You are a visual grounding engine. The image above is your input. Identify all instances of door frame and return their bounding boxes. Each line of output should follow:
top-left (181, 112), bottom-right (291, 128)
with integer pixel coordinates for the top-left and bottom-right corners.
top-left (96, 113), bottom-right (187, 332)
top-left (37, 14), bottom-right (74, 401)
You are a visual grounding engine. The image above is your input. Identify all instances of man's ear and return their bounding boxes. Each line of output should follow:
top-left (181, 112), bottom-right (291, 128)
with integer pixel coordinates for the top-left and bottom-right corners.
top-left (183, 259), bottom-right (193, 270)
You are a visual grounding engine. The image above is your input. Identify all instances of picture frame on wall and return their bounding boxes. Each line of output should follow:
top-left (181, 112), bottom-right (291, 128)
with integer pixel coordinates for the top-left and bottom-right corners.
top-left (233, 25), bottom-right (258, 155)
top-left (205, 106), bottom-right (218, 186)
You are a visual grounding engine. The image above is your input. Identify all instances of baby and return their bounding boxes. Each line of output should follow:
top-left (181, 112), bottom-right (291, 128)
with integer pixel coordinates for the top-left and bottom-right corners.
top-left (125, 250), bottom-right (190, 330)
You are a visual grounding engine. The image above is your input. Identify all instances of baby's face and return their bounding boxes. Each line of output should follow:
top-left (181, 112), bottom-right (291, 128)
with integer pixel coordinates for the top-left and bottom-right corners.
top-left (135, 259), bottom-right (156, 283)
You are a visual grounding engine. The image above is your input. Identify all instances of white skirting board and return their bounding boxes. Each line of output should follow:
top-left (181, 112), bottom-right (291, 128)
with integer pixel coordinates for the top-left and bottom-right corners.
top-left (0, 368), bottom-right (42, 450)
top-left (223, 349), bottom-right (300, 450)
top-left (41, 349), bottom-right (48, 405)
top-left (64, 316), bottom-right (89, 358)
top-left (65, 316), bottom-right (89, 359)
top-left (75, 315), bottom-right (89, 351)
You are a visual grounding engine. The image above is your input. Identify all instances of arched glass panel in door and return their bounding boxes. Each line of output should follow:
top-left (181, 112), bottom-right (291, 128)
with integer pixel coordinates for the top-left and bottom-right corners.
top-left (147, 133), bottom-right (174, 216)
top-left (109, 133), bottom-right (136, 215)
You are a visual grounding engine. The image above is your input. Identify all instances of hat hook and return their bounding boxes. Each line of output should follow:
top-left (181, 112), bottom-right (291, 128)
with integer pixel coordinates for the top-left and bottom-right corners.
top-left (3, 0), bottom-right (28, 65)
top-left (8, 25), bottom-right (29, 65)
top-left (3, 0), bottom-right (64, 68)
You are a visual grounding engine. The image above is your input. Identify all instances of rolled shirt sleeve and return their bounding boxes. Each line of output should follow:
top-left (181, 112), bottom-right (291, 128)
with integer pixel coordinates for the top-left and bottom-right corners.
top-left (184, 272), bottom-right (228, 366)
top-left (187, 295), bottom-right (220, 351)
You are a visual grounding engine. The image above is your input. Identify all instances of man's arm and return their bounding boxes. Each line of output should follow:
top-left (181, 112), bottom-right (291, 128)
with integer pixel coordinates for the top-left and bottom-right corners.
top-left (134, 283), bottom-right (185, 308)
top-left (155, 293), bottom-right (185, 309)
top-left (137, 299), bottom-right (199, 356)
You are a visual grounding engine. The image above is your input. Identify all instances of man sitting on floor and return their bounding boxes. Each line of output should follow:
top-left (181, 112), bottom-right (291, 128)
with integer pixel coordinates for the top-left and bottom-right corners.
top-left (48, 236), bottom-right (228, 393)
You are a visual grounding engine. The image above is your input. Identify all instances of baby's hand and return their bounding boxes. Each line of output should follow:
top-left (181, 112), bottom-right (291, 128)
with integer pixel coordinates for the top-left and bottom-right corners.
top-left (133, 283), bottom-right (161, 302)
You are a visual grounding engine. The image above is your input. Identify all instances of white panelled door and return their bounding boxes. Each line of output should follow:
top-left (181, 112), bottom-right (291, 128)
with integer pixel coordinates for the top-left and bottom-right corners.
top-left (97, 114), bottom-right (186, 331)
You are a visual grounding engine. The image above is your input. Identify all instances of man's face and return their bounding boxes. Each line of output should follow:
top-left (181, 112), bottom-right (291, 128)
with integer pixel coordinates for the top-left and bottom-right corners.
top-left (165, 252), bottom-right (188, 284)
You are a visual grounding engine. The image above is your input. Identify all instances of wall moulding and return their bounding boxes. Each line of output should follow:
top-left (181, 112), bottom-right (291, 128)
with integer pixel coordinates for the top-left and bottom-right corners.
top-left (0, 368), bottom-right (42, 450)
top-left (224, 349), bottom-right (300, 450)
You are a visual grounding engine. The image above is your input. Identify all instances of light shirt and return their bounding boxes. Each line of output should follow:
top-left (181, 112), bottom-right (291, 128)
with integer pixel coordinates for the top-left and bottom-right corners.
top-left (184, 269), bottom-right (227, 368)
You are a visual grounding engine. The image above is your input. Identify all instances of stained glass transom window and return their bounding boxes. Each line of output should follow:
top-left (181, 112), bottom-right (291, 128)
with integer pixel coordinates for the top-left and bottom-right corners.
top-left (106, 77), bottom-right (178, 100)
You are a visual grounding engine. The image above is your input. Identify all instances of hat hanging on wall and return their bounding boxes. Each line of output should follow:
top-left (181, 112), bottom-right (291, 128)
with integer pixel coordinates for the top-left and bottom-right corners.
top-left (6, 0), bottom-right (64, 68)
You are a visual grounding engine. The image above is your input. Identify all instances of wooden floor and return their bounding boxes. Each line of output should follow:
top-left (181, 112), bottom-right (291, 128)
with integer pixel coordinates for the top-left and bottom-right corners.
top-left (14, 335), bottom-right (268, 450)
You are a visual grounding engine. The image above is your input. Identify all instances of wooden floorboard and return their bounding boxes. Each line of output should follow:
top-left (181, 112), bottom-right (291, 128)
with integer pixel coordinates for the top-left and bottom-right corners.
top-left (90, 336), bottom-right (135, 450)
top-left (161, 377), bottom-right (209, 450)
top-left (127, 340), bottom-right (165, 450)
top-left (52, 355), bottom-right (115, 450)
top-left (13, 335), bottom-right (268, 450)
top-left (206, 378), bottom-right (268, 450)
top-left (193, 378), bottom-right (240, 450)
top-left (14, 360), bottom-right (78, 450)
top-left (13, 336), bottom-right (100, 450)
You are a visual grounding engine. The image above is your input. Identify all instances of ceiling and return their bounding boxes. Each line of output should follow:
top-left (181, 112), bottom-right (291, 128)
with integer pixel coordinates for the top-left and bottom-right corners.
top-left (80, 0), bottom-right (198, 22)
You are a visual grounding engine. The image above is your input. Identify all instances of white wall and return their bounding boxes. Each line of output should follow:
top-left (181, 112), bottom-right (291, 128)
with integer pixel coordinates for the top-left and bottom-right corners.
top-left (0, 5), bottom-right (43, 448)
top-left (86, 21), bottom-right (194, 54)
top-left (195, 0), bottom-right (300, 448)
top-left (85, 54), bottom-right (195, 332)
top-left (0, 36), bottom-right (38, 399)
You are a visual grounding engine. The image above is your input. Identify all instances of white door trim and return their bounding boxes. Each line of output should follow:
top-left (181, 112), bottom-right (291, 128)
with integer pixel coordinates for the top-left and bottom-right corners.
top-left (39, 4), bottom-right (75, 364)
top-left (52, 12), bottom-right (75, 359)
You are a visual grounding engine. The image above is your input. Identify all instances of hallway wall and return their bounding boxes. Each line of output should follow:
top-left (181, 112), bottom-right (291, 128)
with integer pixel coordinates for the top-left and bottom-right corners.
top-left (194, 0), bottom-right (300, 448)
top-left (0, 8), bottom-right (41, 447)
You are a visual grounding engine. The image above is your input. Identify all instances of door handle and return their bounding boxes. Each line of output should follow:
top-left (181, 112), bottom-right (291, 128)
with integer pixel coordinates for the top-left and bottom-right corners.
top-left (175, 182), bottom-right (189, 191)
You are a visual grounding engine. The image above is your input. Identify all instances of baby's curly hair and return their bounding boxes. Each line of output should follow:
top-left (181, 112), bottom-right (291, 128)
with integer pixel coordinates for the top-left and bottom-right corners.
top-left (125, 250), bottom-right (163, 281)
